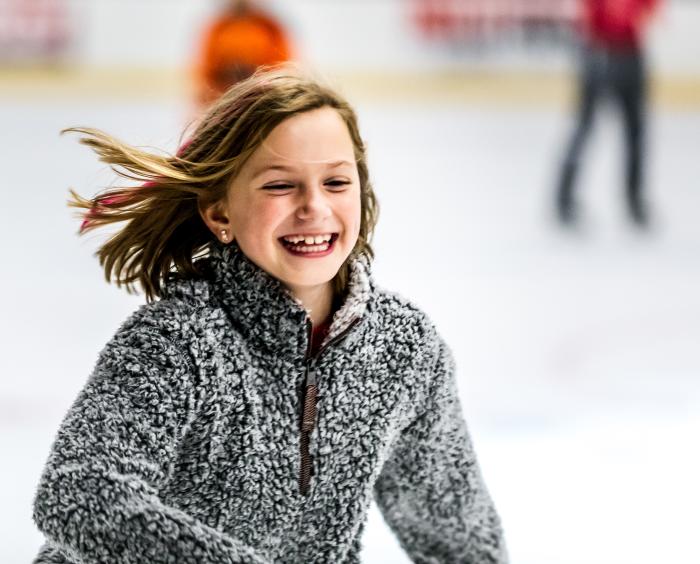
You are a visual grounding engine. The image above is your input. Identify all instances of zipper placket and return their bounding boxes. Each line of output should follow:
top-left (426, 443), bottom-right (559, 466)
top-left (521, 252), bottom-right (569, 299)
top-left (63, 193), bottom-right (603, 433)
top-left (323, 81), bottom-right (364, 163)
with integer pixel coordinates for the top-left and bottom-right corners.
top-left (298, 317), bottom-right (361, 496)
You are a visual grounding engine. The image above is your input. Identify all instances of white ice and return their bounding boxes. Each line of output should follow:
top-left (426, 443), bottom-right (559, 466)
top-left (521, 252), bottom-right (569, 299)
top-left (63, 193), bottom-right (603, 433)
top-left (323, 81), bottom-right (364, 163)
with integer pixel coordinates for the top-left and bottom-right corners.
top-left (1, 95), bottom-right (699, 563)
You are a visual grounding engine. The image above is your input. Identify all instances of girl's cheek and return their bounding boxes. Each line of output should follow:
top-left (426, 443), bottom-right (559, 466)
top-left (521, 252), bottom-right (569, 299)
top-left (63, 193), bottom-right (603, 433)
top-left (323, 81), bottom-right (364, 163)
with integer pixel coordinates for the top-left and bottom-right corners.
top-left (339, 199), bottom-right (362, 243)
top-left (249, 197), bottom-right (284, 221)
top-left (344, 191), bottom-right (362, 224)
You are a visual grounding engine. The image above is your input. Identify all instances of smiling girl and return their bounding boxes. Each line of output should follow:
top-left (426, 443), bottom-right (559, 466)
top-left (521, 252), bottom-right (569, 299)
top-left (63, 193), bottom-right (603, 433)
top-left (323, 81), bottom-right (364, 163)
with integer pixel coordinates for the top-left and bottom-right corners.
top-left (32, 67), bottom-right (507, 564)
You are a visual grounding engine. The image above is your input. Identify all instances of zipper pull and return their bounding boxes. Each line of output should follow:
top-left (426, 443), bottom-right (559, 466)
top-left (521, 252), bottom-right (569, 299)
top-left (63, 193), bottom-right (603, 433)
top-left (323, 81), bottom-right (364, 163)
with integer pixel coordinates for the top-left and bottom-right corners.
top-left (302, 370), bottom-right (318, 434)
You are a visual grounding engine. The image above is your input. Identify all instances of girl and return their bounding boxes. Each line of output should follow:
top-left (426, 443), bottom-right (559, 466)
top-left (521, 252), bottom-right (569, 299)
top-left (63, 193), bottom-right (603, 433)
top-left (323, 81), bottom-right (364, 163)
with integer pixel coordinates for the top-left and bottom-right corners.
top-left (32, 67), bottom-right (507, 564)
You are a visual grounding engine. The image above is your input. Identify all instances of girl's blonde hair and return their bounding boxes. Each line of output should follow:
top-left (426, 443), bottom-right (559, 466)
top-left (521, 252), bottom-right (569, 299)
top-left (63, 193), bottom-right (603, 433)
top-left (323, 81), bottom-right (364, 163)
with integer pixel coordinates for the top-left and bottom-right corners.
top-left (68, 65), bottom-right (379, 301)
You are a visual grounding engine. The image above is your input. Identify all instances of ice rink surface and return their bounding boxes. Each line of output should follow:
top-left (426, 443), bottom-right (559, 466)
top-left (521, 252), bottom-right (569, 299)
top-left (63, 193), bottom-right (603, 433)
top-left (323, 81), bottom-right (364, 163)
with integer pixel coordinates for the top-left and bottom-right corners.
top-left (1, 93), bottom-right (699, 563)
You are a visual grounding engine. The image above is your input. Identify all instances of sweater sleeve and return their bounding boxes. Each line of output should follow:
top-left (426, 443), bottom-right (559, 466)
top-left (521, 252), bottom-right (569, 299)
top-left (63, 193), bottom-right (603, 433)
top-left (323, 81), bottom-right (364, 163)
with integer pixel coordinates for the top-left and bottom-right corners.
top-left (32, 326), bottom-right (270, 564)
top-left (373, 337), bottom-right (508, 564)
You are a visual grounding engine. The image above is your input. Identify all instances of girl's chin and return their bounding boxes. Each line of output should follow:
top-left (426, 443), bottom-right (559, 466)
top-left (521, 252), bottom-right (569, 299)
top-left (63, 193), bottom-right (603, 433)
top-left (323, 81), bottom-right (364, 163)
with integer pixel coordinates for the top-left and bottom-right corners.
top-left (278, 267), bottom-right (339, 287)
top-left (275, 259), bottom-right (344, 289)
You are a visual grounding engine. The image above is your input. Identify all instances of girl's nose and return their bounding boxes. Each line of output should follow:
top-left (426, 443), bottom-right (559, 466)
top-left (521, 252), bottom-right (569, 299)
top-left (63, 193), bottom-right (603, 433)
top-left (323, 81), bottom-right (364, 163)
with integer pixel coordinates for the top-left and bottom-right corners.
top-left (296, 185), bottom-right (331, 221)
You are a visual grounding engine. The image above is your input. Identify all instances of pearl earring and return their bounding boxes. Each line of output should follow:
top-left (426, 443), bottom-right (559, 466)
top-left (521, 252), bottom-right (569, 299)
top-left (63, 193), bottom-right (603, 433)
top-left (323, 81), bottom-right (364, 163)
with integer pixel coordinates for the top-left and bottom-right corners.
top-left (220, 230), bottom-right (229, 243)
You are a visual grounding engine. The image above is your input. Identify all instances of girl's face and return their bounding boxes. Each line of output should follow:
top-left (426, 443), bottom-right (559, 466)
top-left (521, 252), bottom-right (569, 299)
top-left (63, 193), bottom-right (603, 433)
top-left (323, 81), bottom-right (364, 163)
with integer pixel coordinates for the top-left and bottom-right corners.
top-left (222, 107), bottom-right (362, 296)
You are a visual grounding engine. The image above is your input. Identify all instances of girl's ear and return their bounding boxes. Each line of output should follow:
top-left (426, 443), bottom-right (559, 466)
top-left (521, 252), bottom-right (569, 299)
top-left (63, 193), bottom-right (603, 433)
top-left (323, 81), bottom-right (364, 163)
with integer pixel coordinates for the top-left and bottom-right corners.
top-left (199, 199), bottom-right (232, 238)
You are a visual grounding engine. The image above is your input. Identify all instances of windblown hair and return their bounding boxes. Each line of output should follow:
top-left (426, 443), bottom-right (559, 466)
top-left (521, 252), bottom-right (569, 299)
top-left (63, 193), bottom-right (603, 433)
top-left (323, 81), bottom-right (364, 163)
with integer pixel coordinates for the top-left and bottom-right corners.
top-left (69, 65), bottom-right (379, 301)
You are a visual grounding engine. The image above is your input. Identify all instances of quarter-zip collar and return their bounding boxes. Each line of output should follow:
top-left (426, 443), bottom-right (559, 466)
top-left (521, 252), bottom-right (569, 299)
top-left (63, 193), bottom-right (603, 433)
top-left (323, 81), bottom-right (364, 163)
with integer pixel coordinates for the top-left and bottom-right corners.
top-left (199, 241), bottom-right (373, 360)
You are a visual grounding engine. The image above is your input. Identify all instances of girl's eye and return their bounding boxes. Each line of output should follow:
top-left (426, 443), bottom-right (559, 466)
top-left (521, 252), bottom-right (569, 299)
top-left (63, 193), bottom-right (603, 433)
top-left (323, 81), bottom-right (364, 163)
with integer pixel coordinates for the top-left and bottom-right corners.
top-left (326, 180), bottom-right (350, 189)
top-left (262, 184), bottom-right (294, 191)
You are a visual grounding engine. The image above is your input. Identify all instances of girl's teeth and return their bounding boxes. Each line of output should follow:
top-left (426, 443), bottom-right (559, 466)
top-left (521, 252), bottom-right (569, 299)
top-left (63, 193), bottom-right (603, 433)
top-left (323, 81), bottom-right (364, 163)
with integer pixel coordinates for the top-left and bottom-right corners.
top-left (291, 242), bottom-right (330, 253)
top-left (283, 234), bottom-right (332, 244)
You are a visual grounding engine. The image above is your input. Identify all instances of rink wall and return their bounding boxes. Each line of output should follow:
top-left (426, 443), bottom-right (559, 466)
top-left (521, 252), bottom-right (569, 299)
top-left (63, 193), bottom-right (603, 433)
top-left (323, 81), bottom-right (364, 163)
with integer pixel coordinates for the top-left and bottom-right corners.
top-left (64, 0), bottom-right (700, 75)
top-left (1, 0), bottom-right (699, 106)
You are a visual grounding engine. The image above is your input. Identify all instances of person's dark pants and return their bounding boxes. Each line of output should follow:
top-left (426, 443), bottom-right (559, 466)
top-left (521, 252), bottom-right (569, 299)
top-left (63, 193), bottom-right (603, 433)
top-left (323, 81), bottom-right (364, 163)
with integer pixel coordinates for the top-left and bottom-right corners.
top-left (557, 42), bottom-right (647, 223)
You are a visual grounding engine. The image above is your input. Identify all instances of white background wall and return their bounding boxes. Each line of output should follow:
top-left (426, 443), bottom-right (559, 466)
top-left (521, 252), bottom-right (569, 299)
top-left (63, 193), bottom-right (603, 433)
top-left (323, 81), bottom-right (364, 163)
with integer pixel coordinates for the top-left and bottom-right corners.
top-left (62, 0), bottom-right (700, 75)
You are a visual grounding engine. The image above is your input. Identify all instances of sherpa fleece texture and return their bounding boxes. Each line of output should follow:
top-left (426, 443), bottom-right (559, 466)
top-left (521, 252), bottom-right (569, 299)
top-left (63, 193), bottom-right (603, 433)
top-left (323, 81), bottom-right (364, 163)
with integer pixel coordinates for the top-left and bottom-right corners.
top-left (32, 242), bottom-right (507, 564)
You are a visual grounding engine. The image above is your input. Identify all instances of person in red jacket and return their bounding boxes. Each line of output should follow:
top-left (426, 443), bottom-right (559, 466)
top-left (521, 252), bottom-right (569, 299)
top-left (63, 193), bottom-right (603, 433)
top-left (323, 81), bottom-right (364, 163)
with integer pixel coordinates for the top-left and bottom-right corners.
top-left (194, 0), bottom-right (292, 107)
top-left (556, 0), bottom-right (660, 228)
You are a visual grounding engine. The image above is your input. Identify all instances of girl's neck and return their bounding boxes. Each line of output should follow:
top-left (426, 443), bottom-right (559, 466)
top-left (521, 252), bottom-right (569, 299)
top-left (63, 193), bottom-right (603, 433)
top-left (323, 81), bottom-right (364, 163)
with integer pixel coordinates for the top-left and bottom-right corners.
top-left (288, 282), bottom-right (335, 327)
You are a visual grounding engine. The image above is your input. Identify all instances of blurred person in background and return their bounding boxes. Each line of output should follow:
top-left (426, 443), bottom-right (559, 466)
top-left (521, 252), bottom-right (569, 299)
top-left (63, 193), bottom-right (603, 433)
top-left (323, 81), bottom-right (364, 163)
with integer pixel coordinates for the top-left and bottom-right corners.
top-left (556, 0), bottom-right (661, 228)
top-left (194, 0), bottom-right (292, 107)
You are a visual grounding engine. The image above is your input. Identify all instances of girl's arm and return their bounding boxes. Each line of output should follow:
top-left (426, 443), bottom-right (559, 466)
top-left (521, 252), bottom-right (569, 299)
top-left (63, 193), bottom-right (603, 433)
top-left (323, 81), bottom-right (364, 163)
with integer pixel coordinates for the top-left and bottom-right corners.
top-left (373, 337), bottom-right (508, 563)
top-left (32, 326), bottom-right (270, 564)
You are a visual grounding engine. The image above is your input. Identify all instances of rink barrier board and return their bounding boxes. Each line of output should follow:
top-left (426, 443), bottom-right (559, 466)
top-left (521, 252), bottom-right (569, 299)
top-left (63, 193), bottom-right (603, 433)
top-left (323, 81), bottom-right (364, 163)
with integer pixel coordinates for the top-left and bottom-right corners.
top-left (0, 67), bottom-right (698, 109)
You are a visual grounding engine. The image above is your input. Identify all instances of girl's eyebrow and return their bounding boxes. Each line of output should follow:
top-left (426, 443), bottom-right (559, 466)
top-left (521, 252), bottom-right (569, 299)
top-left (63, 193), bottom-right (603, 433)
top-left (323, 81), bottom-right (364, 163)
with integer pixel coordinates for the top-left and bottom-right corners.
top-left (326, 159), bottom-right (354, 168)
top-left (251, 159), bottom-right (354, 179)
top-left (251, 164), bottom-right (295, 178)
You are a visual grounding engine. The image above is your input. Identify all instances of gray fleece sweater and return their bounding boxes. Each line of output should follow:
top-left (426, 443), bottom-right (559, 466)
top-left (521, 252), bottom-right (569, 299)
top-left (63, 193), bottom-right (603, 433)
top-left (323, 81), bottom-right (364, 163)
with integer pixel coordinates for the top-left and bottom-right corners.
top-left (32, 242), bottom-right (507, 564)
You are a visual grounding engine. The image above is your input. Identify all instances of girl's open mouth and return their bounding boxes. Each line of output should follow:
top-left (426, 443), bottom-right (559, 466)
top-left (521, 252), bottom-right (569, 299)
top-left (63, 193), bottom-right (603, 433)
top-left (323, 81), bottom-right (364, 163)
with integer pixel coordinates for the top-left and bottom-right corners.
top-left (279, 233), bottom-right (339, 257)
